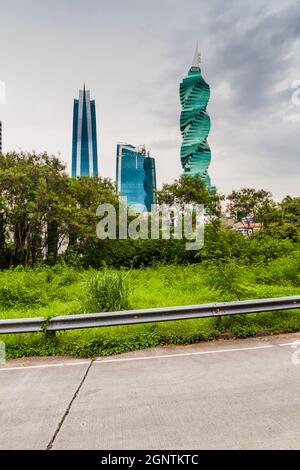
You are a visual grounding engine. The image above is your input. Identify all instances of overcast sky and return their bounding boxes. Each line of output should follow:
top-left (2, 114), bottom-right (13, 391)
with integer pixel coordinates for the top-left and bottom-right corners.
top-left (0, 0), bottom-right (299, 199)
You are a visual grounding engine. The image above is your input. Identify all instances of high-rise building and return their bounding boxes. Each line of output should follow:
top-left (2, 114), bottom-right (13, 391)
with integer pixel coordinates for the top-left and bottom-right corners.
top-left (180, 44), bottom-right (214, 190)
top-left (72, 85), bottom-right (98, 178)
top-left (116, 143), bottom-right (157, 212)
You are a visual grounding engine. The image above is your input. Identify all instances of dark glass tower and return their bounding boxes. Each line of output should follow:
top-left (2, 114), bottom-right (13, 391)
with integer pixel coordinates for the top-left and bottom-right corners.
top-left (116, 144), bottom-right (157, 212)
top-left (72, 86), bottom-right (98, 178)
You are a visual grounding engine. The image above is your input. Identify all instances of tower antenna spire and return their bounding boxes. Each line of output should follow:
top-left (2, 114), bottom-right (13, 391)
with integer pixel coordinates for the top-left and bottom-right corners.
top-left (192, 42), bottom-right (201, 68)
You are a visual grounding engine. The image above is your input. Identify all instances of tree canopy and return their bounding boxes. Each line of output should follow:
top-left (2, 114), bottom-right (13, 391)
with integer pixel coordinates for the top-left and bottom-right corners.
top-left (0, 152), bottom-right (298, 269)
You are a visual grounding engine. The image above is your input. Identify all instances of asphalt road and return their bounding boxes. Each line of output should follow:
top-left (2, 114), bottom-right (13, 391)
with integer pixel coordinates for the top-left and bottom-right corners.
top-left (1, 333), bottom-right (300, 450)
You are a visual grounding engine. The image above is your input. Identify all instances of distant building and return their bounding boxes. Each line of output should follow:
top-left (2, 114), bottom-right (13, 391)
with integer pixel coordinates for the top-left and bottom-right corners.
top-left (233, 221), bottom-right (262, 237)
top-left (223, 216), bottom-right (262, 237)
top-left (72, 85), bottom-right (98, 178)
top-left (116, 143), bottom-right (157, 212)
top-left (0, 121), bottom-right (2, 153)
top-left (180, 43), bottom-right (214, 190)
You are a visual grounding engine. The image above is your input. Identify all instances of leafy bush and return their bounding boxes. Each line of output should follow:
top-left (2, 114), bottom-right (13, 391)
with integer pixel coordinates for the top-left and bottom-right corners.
top-left (243, 236), bottom-right (296, 263)
top-left (203, 260), bottom-right (256, 301)
top-left (81, 239), bottom-right (199, 269)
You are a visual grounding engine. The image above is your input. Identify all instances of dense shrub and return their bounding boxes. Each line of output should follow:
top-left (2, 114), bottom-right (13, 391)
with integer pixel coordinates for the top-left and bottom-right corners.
top-left (80, 238), bottom-right (199, 269)
top-left (83, 270), bottom-right (131, 313)
top-left (242, 236), bottom-right (297, 263)
top-left (197, 228), bottom-right (298, 264)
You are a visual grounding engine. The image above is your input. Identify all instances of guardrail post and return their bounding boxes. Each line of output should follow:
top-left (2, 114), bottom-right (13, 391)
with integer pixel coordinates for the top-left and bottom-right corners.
top-left (215, 308), bottom-right (221, 328)
top-left (43, 318), bottom-right (56, 340)
top-left (45, 330), bottom-right (56, 340)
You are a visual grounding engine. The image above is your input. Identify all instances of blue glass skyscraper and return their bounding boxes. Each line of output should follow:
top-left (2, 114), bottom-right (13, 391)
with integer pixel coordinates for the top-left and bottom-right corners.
top-left (72, 85), bottom-right (98, 178)
top-left (116, 144), bottom-right (157, 212)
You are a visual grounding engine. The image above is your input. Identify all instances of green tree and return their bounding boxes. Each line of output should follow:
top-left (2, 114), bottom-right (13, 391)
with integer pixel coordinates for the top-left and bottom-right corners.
top-left (0, 152), bottom-right (118, 267)
top-left (66, 176), bottom-right (118, 260)
top-left (257, 196), bottom-right (300, 241)
top-left (0, 152), bottom-right (71, 266)
top-left (227, 188), bottom-right (277, 229)
top-left (158, 174), bottom-right (222, 224)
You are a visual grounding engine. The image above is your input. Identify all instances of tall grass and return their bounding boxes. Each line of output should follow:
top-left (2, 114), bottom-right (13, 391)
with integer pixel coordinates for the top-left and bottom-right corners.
top-left (1, 256), bottom-right (300, 359)
top-left (0, 265), bottom-right (80, 311)
top-left (84, 270), bottom-right (131, 313)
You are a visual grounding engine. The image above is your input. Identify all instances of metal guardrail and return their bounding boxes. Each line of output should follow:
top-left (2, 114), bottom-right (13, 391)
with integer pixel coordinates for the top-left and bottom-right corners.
top-left (0, 296), bottom-right (299, 335)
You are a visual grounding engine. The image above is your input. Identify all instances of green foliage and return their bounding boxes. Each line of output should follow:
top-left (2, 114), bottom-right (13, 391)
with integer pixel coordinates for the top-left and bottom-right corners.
top-left (158, 174), bottom-right (222, 217)
top-left (1, 260), bottom-right (300, 359)
top-left (84, 270), bottom-right (131, 313)
top-left (226, 189), bottom-right (300, 241)
top-left (0, 152), bottom-right (298, 270)
top-left (0, 154), bottom-right (300, 359)
top-left (242, 236), bottom-right (296, 262)
top-left (83, 238), bottom-right (199, 269)
top-left (0, 152), bottom-right (118, 268)
top-left (204, 261), bottom-right (256, 301)
top-left (199, 226), bottom-right (247, 262)
top-left (257, 196), bottom-right (300, 241)
top-left (0, 265), bottom-right (80, 310)
top-left (199, 228), bottom-right (298, 265)
top-left (254, 251), bottom-right (300, 287)
top-left (227, 187), bottom-right (276, 225)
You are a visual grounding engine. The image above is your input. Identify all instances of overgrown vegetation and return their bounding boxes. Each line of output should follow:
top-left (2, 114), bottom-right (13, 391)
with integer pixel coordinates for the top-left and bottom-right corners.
top-left (0, 151), bottom-right (299, 359)
top-left (1, 254), bottom-right (299, 359)
top-left (0, 264), bottom-right (80, 310)
top-left (1, 152), bottom-right (299, 270)
top-left (84, 270), bottom-right (131, 313)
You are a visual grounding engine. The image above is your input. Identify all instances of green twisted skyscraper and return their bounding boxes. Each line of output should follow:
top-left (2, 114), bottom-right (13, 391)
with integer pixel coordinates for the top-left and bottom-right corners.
top-left (180, 44), bottom-right (213, 190)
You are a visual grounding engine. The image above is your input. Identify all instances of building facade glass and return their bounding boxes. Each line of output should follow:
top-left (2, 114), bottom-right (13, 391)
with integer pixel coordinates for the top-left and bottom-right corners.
top-left (72, 86), bottom-right (98, 178)
top-left (180, 45), bottom-right (214, 190)
top-left (116, 144), bottom-right (157, 212)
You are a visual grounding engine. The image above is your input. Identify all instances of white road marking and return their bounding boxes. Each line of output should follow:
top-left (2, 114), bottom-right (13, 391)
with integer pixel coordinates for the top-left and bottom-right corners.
top-left (94, 344), bottom-right (274, 364)
top-left (1, 339), bottom-right (299, 372)
top-left (0, 360), bottom-right (91, 373)
top-left (278, 341), bottom-right (300, 347)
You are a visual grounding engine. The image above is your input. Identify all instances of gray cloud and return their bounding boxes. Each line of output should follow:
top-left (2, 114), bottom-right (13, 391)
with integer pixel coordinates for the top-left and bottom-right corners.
top-left (153, 0), bottom-right (300, 198)
top-left (0, 0), bottom-right (299, 200)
